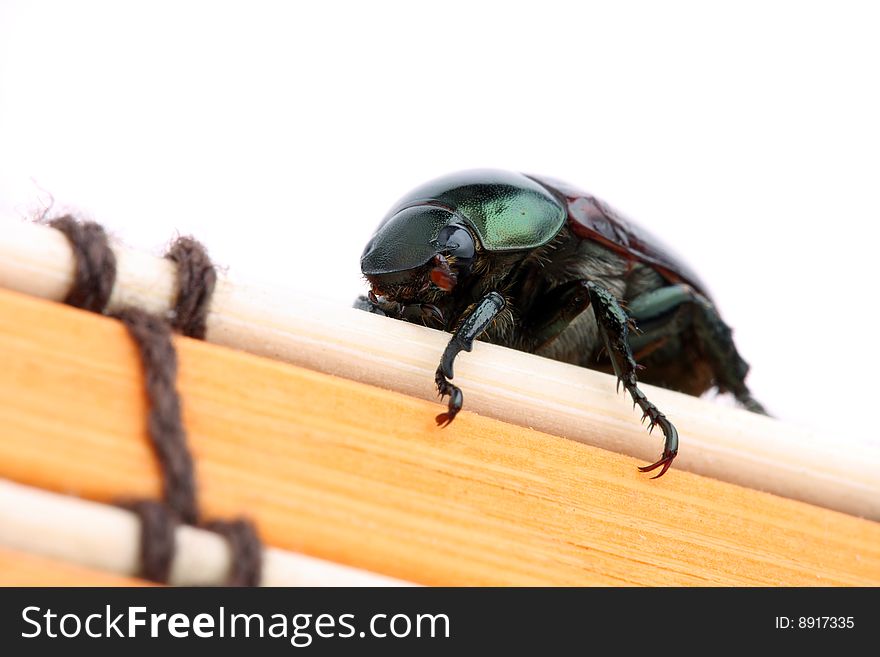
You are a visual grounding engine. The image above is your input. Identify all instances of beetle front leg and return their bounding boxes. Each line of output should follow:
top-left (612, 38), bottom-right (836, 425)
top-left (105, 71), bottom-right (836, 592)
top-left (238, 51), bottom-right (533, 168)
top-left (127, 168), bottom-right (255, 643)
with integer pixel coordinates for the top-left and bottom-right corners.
top-left (587, 281), bottom-right (679, 478)
top-left (435, 292), bottom-right (506, 426)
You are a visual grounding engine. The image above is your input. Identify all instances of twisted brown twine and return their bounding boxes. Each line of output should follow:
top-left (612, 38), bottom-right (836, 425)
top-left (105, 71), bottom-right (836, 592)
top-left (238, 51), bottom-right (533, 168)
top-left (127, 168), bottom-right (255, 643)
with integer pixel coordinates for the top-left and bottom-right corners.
top-left (50, 217), bottom-right (262, 586)
top-left (165, 236), bottom-right (217, 339)
top-left (204, 519), bottom-right (264, 587)
top-left (114, 306), bottom-right (199, 525)
top-left (49, 216), bottom-right (116, 312)
top-left (120, 500), bottom-right (178, 583)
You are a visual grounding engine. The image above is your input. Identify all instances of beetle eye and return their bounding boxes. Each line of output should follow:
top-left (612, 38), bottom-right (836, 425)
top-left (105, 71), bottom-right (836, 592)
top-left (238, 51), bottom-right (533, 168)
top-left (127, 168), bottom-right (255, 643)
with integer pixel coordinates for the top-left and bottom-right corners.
top-left (435, 224), bottom-right (475, 270)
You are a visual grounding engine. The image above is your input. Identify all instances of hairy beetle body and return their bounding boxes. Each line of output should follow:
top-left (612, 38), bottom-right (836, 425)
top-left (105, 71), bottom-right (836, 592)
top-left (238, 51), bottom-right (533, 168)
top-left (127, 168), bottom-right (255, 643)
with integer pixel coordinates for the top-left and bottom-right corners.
top-left (357, 169), bottom-right (765, 477)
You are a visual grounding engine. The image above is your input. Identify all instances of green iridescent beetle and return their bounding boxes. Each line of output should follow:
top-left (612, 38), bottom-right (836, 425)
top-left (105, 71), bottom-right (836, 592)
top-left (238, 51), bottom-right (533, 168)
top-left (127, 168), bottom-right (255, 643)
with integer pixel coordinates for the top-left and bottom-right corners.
top-left (356, 169), bottom-right (765, 478)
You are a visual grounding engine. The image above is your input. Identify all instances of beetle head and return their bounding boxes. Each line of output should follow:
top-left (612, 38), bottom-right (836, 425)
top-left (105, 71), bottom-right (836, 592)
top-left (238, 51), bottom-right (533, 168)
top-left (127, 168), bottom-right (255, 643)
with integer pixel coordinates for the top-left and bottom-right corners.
top-left (361, 205), bottom-right (476, 310)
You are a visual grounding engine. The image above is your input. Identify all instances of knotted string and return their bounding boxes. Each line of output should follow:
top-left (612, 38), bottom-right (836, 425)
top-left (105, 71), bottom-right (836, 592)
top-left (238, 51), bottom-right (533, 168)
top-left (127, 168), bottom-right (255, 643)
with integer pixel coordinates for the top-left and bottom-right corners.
top-left (50, 217), bottom-right (262, 586)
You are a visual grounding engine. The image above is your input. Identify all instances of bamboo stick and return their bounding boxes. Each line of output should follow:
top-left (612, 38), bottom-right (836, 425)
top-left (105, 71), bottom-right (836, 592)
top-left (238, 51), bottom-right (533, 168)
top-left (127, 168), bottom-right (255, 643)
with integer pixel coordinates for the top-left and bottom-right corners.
top-left (0, 218), bottom-right (877, 520)
top-left (0, 547), bottom-right (153, 587)
top-left (0, 480), bottom-right (409, 587)
top-left (0, 288), bottom-right (878, 585)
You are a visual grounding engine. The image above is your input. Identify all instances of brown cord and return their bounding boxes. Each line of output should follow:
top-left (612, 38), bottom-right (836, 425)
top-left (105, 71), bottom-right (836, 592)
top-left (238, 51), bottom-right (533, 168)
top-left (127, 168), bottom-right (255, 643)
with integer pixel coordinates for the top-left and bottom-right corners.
top-left (165, 237), bottom-right (217, 339)
top-left (114, 306), bottom-right (199, 525)
top-left (49, 216), bottom-right (116, 312)
top-left (204, 519), bottom-right (263, 586)
top-left (50, 217), bottom-right (263, 586)
top-left (120, 500), bottom-right (178, 583)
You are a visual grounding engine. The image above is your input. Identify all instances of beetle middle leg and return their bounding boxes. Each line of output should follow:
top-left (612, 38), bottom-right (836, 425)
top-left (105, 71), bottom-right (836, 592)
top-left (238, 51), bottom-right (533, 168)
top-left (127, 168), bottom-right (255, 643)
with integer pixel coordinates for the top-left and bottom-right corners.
top-left (434, 291), bottom-right (506, 426)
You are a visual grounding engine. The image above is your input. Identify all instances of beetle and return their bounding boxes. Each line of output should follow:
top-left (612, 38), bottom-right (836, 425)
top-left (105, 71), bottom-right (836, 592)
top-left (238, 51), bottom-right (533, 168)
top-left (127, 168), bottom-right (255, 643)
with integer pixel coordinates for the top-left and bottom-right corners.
top-left (355, 169), bottom-right (766, 478)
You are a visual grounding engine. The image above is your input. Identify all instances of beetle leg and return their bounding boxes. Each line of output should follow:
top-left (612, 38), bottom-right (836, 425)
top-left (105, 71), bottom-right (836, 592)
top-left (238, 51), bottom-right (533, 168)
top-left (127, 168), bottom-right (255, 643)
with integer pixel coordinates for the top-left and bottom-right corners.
top-left (353, 294), bottom-right (388, 316)
top-left (627, 285), bottom-right (767, 415)
top-left (692, 297), bottom-right (766, 414)
top-left (586, 281), bottom-right (679, 478)
top-left (526, 280), bottom-right (593, 350)
top-left (400, 302), bottom-right (444, 326)
top-left (435, 292), bottom-right (506, 426)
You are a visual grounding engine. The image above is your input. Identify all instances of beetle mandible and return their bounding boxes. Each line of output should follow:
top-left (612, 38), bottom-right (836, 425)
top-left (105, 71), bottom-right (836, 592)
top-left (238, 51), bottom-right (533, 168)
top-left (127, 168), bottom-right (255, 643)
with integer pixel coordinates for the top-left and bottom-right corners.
top-left (355, 169), bottom-right (766, 478)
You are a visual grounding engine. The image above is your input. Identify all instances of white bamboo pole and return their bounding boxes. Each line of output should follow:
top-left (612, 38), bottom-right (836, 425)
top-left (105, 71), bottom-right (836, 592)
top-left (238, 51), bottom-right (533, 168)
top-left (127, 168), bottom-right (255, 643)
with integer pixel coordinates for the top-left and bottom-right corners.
top-left (1, 218), bottom-right (879, 520)
top-left (0, 479), bottom-right (411, 586)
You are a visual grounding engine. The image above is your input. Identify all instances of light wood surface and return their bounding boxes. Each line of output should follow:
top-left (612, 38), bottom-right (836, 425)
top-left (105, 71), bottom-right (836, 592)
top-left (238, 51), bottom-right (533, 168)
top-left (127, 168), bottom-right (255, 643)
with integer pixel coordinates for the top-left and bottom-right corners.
top-left (0, 288), bottom-right (878, 585)
top-left (0, 547), bottom-right (153, 587)
top-left (0, 480), bottom-right (411, 587)
top-left (2, 218), bottom-right (879, 521)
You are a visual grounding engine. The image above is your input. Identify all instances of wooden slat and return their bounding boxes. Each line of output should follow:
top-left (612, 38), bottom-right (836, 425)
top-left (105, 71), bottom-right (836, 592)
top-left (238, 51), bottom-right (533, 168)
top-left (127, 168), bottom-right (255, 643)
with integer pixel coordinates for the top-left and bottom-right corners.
top-left (3, 218), bottom-right (878, 521)
top-left (0, 287), bottom-right (878, 585)
top-left (0, 547), bottom-right (153, 587)
top-left (0, 480), bottom-right (411, 587)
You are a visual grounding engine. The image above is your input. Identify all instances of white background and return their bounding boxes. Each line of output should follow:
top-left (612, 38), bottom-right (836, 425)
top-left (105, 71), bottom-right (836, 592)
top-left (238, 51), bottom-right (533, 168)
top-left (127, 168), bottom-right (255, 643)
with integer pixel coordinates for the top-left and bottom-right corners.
top-left (1, 1), bottom-right (877, 446)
